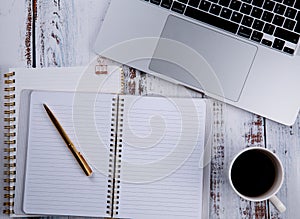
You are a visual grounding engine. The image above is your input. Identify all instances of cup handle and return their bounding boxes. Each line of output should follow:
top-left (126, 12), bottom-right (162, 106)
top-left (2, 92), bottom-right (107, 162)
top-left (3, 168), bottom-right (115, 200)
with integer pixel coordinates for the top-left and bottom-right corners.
top-left (269, 195), bottom-right (286, 213)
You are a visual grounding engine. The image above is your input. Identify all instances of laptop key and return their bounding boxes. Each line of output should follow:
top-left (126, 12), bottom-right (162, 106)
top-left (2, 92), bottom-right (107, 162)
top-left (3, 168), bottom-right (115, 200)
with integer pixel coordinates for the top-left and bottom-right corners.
top-left (283, 47), bottom-right (294, 54)
top-left (274, 27), bottom-right (299, 44)
top-left (295, 13), bottom-right (300, 33)
top-left (242, 15), bottom-right (254, 27)
top-left (219, 0), bottom-right (230, 7)
top-left (262, 39), bottom-right (273, 46)
top-left (171, 1), bottom-right (186, 13)
top-left (230, 0), bottom-right (242, 10)
top-left (188, 0), bottom-right (201, 8)
top-left (283, 0), bottom-right (295, 7)
top-left (253, 19), bottom-right (265, 31)
top-left (273, 15), bottom-right (285, 26)
top-left (210, 4), bottom-right (222, 15)
top-left (251, 7), bottom-right (263, 19)
top-left (240, 3), bottom-right (252, 14)
top-left (252, 0), bottom-right (263, 7)
top-left (199, 0), bottom-right (211, 11)
top-left (296, 10), bottom-right (300, 23)
top-left (263, 0), bottom-right (275, 11)
top-left (274, 3), bottom-right (286, 15)
top-left (185, 6), bottom-right (239, 34)
top-left (161, 0), bottom-right (173, 9)
top-left (295, 22), bottom-right (300, 33)
top-left (150, 0), bottom-right (161, 5)
top-left (263, 23), bottom-right (275, 35)
top-left (285, 7), bottom-right (297, 18)
top-left (272, 38), bottom-right (285, 50)
top-left (231, 11), bottom-right (243, 23)
top-left (251, 31), bottom-right (263, 42)
top-left (262, 11), bottom-right (274, 22)
top-left (295, 0), bottom-right (300, 9)
top-left (283, 18), bottom-right (296, 30)
top-left (220, 8), bottom-right (233, 19)
top-left (178, 0), bottom-right (188, 3)
top-left (238, 26), bottom-right (252, 38)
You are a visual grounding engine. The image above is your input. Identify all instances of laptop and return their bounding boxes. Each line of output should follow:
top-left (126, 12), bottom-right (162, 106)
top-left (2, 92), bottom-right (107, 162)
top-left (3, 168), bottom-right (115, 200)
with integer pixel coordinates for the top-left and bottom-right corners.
top-left (94, 0), bottom-right (300, 125)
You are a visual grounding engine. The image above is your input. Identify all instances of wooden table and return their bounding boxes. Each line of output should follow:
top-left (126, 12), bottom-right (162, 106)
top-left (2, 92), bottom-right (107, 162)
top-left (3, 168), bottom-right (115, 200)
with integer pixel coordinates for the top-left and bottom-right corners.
top-left (1, 1), bottom-right (300, 218)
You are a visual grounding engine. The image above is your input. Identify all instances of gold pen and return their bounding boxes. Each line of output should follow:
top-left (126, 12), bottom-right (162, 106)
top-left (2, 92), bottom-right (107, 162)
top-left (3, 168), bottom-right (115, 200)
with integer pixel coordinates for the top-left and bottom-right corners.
top-left (43, 104), bottom-right (93, 176)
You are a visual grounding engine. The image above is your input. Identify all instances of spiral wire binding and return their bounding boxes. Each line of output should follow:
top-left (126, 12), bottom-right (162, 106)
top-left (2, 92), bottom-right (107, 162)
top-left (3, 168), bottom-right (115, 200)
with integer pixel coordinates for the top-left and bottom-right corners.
top-left (106, 96), bottom-right (119, 217)
top-left (3, 72), bottom-right (16, 215)
top-left (120, 67), bottom-right (125, 95)
top-left (112, 97), bottom-right (124, 217)
top-left (105, 95), bottom-right (124, 218)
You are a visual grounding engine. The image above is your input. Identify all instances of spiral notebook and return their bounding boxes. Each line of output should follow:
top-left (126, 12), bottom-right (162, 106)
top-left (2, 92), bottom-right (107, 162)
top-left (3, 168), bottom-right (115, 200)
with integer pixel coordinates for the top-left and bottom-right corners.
top-left (1, 65), bottom-right (124, 216)
top-left (8, 88), bottom-right (210, 218)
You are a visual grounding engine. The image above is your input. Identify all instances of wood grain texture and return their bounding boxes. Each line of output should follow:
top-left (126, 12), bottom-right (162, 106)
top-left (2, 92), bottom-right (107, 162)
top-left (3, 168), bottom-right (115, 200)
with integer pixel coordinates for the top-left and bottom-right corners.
top-left (0, 0), bottom-right (31, 71)
top-left (209, 103), bottom-right (268, 219)
top-left (35, 0), bottom-right (110, 67)
top-left (35, 0), bottom-right (91, 67)
top-left (25, 0), bottom-right (33, 66)
top-left (266, 115), bottom-right (300, 219)
top-left (0, 1), bottom-right (32, 217)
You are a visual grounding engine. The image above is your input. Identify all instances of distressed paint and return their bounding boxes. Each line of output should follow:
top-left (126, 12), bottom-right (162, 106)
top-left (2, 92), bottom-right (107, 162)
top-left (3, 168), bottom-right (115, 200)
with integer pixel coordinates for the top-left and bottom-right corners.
top-left (1, 0), bottom-right (33, 216)
top-left (25, 0), bottom-right (33, 66)
top-left (35, 0), bottom-right (91, 67)
top-left (266, 114), bottom-right (300, 219)
top-left (209, 104), bottom-right (268, 219)
top-left (210, 101), bottom-right (226, 218)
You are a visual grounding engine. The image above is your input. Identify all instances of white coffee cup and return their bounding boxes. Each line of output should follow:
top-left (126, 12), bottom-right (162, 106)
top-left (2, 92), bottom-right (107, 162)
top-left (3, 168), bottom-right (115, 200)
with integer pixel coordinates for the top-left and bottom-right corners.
top-left (229, 147), bottom-right (286, 213)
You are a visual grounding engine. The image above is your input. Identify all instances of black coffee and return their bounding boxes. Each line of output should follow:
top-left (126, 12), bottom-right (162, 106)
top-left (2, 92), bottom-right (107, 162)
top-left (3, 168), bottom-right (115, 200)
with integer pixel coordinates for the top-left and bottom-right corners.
top-left (231, 149), bottom-right (276, 197)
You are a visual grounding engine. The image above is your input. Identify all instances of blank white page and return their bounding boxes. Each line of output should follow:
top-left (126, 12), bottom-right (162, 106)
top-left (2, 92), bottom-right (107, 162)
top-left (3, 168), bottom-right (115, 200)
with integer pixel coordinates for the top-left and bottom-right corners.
top-left (23, 91), bottom-right (117, 217)
top-left (117, 95), bottom-right (206, 219)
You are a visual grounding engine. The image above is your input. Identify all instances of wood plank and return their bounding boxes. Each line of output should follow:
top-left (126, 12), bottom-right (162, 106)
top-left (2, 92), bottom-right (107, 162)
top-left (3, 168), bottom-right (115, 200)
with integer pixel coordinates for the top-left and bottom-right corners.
top-left (265, 114), bottom-right (300, 219)
top-left (35, 0), bottom-right (107, 67)
top-left (35, 0), bottom-right (111, 67)
top-left (0, 1), bottom-right (32, 217)
top-left (0, 0), bottom-right (31, 71)
top-left (209, 103), bottom-right (268, 219)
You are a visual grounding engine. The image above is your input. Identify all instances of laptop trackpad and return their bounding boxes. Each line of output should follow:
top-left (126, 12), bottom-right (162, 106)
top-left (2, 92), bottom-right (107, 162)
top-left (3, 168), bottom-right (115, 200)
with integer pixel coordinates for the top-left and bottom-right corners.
top-left (149, 15), bottom-right (257, 101)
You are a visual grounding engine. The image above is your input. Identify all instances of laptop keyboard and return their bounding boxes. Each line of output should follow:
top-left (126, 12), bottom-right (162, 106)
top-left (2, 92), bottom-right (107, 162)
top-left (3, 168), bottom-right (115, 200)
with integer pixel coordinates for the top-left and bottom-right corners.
top-left (143, 0), bottom-right (300, 55)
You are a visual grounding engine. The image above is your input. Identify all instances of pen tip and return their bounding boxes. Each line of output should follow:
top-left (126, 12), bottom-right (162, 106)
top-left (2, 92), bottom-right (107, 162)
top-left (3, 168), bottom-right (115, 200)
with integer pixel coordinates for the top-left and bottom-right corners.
top-left (43, 103), bottom-right (48, 110)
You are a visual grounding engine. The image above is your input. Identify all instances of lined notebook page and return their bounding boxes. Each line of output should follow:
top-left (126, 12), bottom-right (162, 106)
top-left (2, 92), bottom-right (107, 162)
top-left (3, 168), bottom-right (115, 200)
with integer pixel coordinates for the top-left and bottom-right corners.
top-left (12, 66), bottom-right (123, 215)
top-left (23, 91), bottom-right (116, 217)
top-left (117, 95), bottom-right (206, 219)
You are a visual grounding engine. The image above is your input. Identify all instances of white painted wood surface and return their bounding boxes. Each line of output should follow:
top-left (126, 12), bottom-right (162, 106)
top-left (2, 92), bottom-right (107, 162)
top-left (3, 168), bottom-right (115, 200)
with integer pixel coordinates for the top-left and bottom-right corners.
top-left (1, 0), bottom-right (300, 218)
top-left (0, 1), bottom-right (30, 218)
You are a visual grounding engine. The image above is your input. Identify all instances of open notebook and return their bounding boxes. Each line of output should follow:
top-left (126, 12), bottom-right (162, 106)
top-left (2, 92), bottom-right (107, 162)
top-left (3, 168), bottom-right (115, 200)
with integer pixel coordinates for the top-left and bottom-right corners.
top-left (21, 90), bottom-right (210, 219)
top-left (2, 65), bottom-right (124, 216)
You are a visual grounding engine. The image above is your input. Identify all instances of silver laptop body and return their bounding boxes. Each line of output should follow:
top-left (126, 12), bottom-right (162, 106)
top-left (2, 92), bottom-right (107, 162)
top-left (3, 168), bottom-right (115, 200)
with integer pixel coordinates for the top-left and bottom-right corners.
top-left (94, 0), bottom-right (300, 125)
